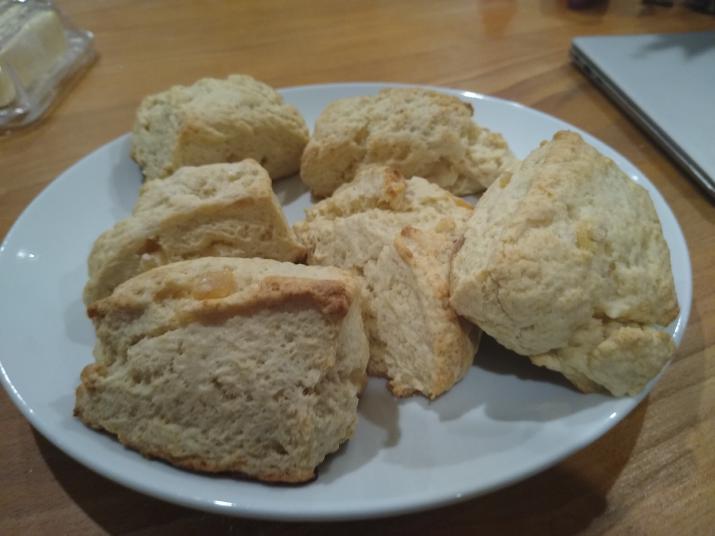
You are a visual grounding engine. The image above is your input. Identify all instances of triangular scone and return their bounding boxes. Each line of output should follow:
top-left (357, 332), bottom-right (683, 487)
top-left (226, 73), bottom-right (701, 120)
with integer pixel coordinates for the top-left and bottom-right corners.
top-left (294, 166), bottom-right (479, 399)
top-left (365, 227), bottom-right (480, 397)
top-left (450, 131), bottom-right (679, 396)
top-left (83, 161), bottom-right (306, 305)
top-left (131, 74), bottom-right (309, 181)
top-left (300, 88), bottom-right (516, 197)
top-left (295, 165), bottom-right (473, 271)
top-left (75, 257), bottom-right (369, 483)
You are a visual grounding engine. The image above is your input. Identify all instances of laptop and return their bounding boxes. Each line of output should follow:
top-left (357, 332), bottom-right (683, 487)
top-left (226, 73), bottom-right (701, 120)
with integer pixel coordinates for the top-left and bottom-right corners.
top-left (571, 31), bottom-right (715, 199)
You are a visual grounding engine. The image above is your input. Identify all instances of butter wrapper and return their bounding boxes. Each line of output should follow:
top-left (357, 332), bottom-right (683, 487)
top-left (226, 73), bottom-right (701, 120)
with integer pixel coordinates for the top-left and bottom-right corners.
top-left (0, 0), bottom-right (96, 129)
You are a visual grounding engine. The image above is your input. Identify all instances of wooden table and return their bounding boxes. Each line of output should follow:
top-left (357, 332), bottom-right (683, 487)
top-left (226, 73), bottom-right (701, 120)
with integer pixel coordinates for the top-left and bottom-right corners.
top-left (1, 1), bottom-right (713, 533)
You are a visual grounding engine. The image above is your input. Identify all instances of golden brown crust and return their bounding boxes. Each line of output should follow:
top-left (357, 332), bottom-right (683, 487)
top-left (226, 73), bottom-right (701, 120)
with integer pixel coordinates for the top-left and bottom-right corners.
top-left (258, 277), bottom-right (352, 317)
top-left (189, 276), bottom-right (352, 325)
top-left (88, 258), bottom-right (356, 324)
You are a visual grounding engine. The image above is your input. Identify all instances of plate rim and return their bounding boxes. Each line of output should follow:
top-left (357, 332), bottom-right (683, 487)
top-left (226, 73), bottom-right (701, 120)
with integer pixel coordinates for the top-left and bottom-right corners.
top-left (0, 82), bottom-right (693, 521)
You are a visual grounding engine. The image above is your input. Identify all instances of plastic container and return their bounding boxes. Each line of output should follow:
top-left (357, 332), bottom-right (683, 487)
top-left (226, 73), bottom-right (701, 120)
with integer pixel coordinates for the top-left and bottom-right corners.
top-left (0, 0), bottom-right (96, 130)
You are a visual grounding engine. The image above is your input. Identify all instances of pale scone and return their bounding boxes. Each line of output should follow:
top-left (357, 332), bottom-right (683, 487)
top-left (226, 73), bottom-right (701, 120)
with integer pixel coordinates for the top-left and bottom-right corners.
top-left (294, 166), bottom-right (479, 399)
top-left (83, 161), bottom-right (306, 305)
top-left (296, 166), bottom-right (474, 270)
top-left (450, 131), bottom-right (679, 396)
top-left (132, 74), bottom-right (309, 181)
top-left (75, 257), bottom-right (369, 483)
top-left (300, 88), bottom-right (516, 197)
top-left (364, 226), bottom-right (480, 397)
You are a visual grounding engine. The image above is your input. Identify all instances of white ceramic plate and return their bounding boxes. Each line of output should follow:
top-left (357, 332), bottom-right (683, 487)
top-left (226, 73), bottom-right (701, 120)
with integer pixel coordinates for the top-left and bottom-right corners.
top-left (0, 83), bottom-right (692, 521)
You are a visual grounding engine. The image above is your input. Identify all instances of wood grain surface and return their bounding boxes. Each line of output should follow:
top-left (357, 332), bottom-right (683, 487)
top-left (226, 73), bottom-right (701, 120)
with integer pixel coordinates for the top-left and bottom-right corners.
top-left (1, 1), bottom-right (713, 534)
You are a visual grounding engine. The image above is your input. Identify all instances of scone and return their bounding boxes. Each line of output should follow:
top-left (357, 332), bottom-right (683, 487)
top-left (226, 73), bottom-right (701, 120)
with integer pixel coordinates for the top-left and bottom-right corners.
top-left (294, 165), bottom-right (479, 399)
top-left (450, 131), bottom-right (679, 396)
top-left (364, 226), bottom-right (481, 397)
top-left (300, 88), bottom-right (516, 197)
top-left (83, 161), bottom-right (306, 305)
top-left (75, 257), bottom-right (369, 483)
top-left (132, 74), bottom-right (309, 181)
